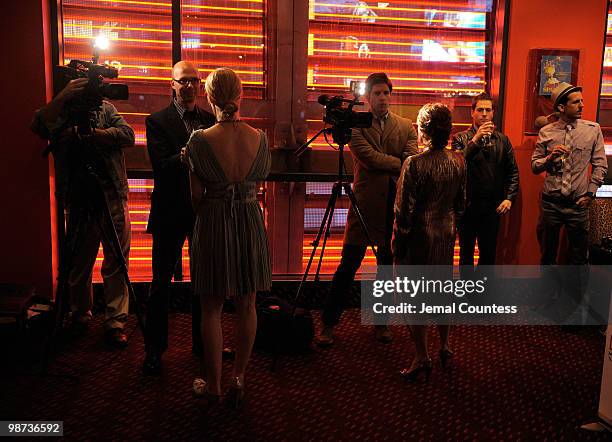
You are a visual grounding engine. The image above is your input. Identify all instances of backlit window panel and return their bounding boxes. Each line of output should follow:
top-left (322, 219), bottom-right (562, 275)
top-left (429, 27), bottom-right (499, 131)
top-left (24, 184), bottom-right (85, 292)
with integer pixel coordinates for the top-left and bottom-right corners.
top-left (304, 1), bottom-right (491, 271)
top-left (180, 1), bottom-right (266, 101)
top-left (93, 180), bottom-right (267, 282)
top-left (61, 0), bottom-right (175, 150)
top-left (307, 0), bottom-right (492, 117)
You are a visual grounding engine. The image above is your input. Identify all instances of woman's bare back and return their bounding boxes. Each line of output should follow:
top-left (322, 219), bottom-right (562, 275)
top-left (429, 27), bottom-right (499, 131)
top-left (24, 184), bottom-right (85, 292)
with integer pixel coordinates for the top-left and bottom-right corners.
top-left (201, 122), bottom-right (262, 182)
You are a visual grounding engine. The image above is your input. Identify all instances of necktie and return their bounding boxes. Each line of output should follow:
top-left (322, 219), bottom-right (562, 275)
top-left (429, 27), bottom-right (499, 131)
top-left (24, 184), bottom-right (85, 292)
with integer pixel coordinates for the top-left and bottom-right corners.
top-left (560, 124), bottom-right (573, 197)
top-left (183, 110), bottom-right (200, 133)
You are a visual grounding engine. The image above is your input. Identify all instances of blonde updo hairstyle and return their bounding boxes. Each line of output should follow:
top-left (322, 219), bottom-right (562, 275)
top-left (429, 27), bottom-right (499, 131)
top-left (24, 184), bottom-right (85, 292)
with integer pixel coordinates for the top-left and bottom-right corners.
top-left (205, 67), bottom-right (242, 121)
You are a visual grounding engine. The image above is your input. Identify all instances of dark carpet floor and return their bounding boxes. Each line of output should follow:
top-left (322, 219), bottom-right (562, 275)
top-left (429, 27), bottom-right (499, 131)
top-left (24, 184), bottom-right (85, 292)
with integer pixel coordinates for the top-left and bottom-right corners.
top-left (0, 309), bottom-right (609, 440)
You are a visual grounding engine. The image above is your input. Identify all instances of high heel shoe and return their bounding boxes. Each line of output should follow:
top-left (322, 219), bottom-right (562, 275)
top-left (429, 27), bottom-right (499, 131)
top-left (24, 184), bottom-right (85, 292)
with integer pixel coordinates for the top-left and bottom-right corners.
top-left (439, 349), bottom-right (454, 369)
top-left (192, 378), bottom-right (221, 406)
top-left (399, 358), bottom-right (432, 383)
top-left (226, 377), bottom-right (245, 410)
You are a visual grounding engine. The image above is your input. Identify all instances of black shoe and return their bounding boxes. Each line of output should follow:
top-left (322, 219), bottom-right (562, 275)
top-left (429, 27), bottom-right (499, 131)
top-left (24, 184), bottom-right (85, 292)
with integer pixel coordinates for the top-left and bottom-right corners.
top-left (68, 317), bottom-right (90, 337)
top-left (104, 328), bottom-right (128, 349)
top-left (399, 358), bottom-right (433, 383)
top-left (222, 347), bottom-right (235, 361)
top-left (142, 352), bottom-right (162, 376)
top-left (192, 345), bottom-right (203, 358)
top-left (439, 349), bottom-right (454, 369)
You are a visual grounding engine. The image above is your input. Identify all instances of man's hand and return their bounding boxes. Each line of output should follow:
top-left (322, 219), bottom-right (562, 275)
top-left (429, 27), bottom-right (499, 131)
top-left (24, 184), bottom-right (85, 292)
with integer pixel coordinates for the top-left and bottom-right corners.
top-left (38, 78), bottom-right (90, 128)
top-left (55, 78), bottom-right (89, 103)
top-left (547, 144), bottom-right (569, 163)
top-left (471, 121), bottom-right (495, 144)
top-left (180, 147), bottom-right (188, 166)
top-left (496, 199), bottom-right (512, 214)
top-left (576, 195), bottom-right (593, 208)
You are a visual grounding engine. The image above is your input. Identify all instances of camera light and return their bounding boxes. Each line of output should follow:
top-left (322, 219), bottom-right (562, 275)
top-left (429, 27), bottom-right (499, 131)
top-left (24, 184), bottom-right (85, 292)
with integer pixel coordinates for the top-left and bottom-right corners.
top-left (94, 35), bottom-right (110, 51)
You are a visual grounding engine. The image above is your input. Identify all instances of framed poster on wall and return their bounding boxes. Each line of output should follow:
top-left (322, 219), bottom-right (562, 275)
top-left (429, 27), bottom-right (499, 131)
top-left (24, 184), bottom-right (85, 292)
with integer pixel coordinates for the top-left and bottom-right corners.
top-left (524, 49), bottom-right (579, 135)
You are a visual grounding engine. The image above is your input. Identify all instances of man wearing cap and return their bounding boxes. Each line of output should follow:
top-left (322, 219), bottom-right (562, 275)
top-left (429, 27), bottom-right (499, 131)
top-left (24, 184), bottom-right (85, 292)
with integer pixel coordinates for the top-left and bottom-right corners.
top-left (531, 82), bottom-right (608, 267)
top-left (451, 92), bottom-right (519, 267)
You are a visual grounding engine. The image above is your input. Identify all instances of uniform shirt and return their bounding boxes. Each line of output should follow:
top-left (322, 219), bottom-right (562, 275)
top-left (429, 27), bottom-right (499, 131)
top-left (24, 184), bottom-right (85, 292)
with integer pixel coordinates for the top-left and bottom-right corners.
top-left (531, 119), bottom-right (608, 199)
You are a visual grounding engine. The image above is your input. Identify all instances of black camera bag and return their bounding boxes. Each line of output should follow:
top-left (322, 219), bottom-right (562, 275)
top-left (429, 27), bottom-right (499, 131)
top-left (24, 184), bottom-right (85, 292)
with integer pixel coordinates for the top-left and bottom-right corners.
top-left (255, 296), bottom-right (314, 354)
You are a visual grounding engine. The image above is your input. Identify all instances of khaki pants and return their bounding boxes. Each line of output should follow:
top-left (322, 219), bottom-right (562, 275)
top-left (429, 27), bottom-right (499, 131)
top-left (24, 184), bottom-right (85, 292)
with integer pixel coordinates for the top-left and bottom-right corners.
top-left (66, 197), bottom-right (131, 330)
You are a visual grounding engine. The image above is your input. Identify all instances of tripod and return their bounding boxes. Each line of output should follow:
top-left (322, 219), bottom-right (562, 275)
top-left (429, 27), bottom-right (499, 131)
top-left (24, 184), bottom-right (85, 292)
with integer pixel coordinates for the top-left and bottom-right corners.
top-left (293, 127), bottom-right (378, 311)
top-left (41, 129), bottom-right (144, 375)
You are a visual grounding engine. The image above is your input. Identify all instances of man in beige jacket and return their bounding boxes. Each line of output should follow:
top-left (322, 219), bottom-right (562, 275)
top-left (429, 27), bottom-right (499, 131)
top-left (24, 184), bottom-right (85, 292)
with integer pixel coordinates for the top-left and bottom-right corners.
top-left (317, 72), bottom-right (418, 346)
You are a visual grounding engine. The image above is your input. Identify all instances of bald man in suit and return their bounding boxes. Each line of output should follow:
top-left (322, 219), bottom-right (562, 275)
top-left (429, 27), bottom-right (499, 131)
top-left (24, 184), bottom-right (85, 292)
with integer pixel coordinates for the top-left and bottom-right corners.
top-left (143, 61), bottom-right (216, 375)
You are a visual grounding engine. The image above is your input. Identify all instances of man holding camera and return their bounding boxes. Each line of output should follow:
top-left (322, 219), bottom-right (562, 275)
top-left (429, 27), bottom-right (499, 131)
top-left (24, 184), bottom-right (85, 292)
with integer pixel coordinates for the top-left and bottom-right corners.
top-left (451, 92), bottom-right (519, 266)
top-left (316, 72), bottom-right (418, 347)
top-left (31, 77), bottom-right (135, 348)
top-left (142, 61), bottom-right (216, 375)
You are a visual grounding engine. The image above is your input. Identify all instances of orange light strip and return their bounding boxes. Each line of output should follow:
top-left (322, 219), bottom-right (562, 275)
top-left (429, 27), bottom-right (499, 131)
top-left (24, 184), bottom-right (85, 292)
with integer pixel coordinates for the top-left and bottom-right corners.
top-left (66, 34), bottom-right (170, 44)
top-left (313, 37), bottom-right (485, 50)
top-left (65, 34), bottom-right (264, 50)
top-left (90, 0), bottom-right (264, 13)
top-left (313, 2), bottom-right (487, 15)
top-left (312, 48), bottom-right (481, 60)
top-left (312, 12), bottom-right (485, 25)
top-left (119, 74), bottom-right (263, 85)
top-left (309, 66), bottom-right (484, 77)
top-left (64, 23), bottom-right (263, 40)
top-left (312, 73), bottom-right (484, 85)
top-left (309, 83), bottom-right (483, 93)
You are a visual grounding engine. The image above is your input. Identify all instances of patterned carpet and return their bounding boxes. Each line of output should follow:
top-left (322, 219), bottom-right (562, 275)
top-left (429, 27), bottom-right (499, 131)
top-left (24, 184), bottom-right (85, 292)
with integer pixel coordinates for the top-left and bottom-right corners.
top-left (0, 304), bottom-right (609, 440)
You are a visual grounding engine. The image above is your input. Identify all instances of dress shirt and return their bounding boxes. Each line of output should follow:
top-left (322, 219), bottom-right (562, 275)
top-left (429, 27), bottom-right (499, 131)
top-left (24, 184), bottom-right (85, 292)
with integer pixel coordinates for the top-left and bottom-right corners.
top-left (173, 98), bottom-right (204, 134)
top-left (531, 119), bottom-right (608, 199)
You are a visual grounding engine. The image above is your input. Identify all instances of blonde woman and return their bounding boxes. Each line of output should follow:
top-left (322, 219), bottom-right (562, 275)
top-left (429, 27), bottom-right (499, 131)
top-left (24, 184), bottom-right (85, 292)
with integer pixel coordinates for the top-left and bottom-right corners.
top-left (184, 68), bottom-right (271, 407)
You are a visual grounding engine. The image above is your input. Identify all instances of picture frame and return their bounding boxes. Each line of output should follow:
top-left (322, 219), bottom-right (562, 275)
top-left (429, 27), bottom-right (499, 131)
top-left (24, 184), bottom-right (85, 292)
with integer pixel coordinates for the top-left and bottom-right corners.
top-left (524, 49), bottom-right (579, 135)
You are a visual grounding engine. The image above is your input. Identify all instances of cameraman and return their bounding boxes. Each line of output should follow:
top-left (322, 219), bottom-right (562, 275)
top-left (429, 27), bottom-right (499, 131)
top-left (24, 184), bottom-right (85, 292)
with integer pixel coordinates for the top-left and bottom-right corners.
top-left (31, 77), bottom-right (135, 348)
top-left (316, 72), bottom-right (418, 347)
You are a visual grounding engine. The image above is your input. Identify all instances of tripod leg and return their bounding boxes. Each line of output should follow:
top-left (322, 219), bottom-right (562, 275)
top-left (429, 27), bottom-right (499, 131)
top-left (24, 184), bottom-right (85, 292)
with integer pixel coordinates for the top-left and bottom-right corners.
top-left (343, 183), bottom-right (378, 259)
top-left (41, 204), bottom-right (86, 374)
top-left (293, 185), bottom-right (340, 307)
top-left (313, 183), bottom-right (342, 282)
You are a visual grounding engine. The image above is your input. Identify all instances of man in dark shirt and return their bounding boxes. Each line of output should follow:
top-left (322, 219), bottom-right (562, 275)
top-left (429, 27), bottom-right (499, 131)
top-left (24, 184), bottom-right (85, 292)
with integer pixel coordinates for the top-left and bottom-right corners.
top-left (31, 78), bottom-right (135, 348)
top-left (451, 93), bottom-right (519, 266)
top-left (143, 61), bottom-right (216, 375)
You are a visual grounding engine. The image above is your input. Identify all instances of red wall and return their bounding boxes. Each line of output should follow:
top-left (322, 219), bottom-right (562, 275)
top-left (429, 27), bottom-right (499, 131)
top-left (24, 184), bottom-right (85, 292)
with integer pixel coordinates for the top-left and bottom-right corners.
top-left (498, 0), bottom-right (609, 264)
top-left (0, 1), bottom-right (56, 297)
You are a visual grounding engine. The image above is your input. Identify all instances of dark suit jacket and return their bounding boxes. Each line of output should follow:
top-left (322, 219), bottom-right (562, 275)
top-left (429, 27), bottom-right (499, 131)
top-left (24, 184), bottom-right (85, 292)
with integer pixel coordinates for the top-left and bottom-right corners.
top-left (344, 112), bottom-right (418, 246)
top-left (146, 103), bottom-right (215, 235)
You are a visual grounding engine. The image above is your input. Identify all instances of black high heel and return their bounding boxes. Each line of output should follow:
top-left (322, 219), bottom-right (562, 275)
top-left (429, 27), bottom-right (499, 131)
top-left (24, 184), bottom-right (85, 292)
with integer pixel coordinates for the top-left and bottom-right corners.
top-left (399, 358), bottom-right (433, 382)
top-left (227, 377), bottom-right (245, 410)
top-left (439, 349), bottom-right (454, 369)
top-left (192, 378), bottom-right (221, 408)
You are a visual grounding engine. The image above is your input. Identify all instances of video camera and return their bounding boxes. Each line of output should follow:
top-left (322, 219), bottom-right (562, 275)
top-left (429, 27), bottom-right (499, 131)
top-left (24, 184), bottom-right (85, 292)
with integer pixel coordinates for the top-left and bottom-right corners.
top-left (54, 59), bottom-right (129, 135)
top-left (318, 94), bottom-right (372, 130)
